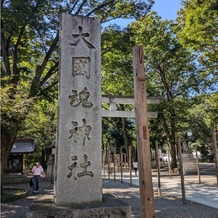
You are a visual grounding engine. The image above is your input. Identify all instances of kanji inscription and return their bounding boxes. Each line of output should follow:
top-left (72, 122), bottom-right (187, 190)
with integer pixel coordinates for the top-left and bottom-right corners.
top-left (57, 14), bottom-right (101, 205)
top-left (67, 154), bottom-right (94, 180)
top-left (67, 155), bottom-right (78, 180)
top-left (72, 57), bottom-right (91, 78)
top-left (69, 26), bottom-right (95, 49)
top-left (68, 87), bottom-right (93, 108)
top-left (68, 118), bottom-right (92, 146)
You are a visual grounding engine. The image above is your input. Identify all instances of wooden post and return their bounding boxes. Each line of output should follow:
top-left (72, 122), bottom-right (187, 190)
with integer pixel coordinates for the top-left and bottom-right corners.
top-left (113, 149), bottom-right (116, 181)
top-left (129, 146), bottom-right (133, 187)
top-left (195, 147), bottom-right (201, 184)
top-left (178, 137), bottom-right (186, 204)
top-left (120, 147), bottom-right (123, 183)
top-left (124, 153), bottom-right (126, 171)
top-left (103, 150), bottom-right (106, 177)
top-left (108, 149), bottom-right (110, 179)
top-left (133, 46), bottom-right (155, 218)
top-left (212, 126), bottom-right (218, 187)
top-left (155, 141), bottom-right (161, 196)
top-left (167, 147), bottom-right (172, 179)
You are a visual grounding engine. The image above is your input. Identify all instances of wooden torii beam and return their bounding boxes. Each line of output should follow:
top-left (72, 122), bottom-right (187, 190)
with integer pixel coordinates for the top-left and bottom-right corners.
top-left (102, 95), bottom-right (161, 118)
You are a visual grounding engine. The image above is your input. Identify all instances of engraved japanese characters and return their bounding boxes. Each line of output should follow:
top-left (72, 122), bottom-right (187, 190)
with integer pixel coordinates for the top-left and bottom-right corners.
top-left (56, 14), bottom-right (101, 204)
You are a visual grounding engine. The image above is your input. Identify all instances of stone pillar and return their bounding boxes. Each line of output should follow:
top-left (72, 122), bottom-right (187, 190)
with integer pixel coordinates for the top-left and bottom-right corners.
top-left (46, 155), bottom-right (53, 181)
top-left (182, 153), bottom-right (197, 175)
top-left (55, 14), bottom-right (102, 205)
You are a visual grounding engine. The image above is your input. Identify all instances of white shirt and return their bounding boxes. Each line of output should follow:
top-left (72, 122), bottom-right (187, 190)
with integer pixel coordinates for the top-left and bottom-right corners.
top-left (133, 162), bottom-right (138, 168)
top-left (32, 165), bottom-right (44, 176)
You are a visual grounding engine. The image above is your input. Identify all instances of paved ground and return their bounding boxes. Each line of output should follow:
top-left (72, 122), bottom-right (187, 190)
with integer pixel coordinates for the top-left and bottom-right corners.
top-left (1, 179), bottom-right (52, 218)
top-left (1, 164), bottom-right (218, 218)
top-left (114, 172), bottom-right (218, 209)
top-left (103, 177), bottom-right (218, 218)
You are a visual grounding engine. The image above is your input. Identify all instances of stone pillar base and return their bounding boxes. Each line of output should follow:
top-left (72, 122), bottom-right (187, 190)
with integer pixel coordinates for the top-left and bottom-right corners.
top-left (26, 194), bottom-right (131, 218)
top-left (182, 153), bottom-right (197, 175)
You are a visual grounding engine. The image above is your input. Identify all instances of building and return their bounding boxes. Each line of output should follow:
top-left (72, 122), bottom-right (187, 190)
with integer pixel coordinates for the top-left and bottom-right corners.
top-left (3, 138), bottom-right (35, 184)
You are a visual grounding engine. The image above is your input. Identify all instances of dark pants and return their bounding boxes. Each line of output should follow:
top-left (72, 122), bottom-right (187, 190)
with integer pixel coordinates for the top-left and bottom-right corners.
top-left (134, 168), bottom-right (138, 175)
top-left (32, 175), bottom-right (40, 192)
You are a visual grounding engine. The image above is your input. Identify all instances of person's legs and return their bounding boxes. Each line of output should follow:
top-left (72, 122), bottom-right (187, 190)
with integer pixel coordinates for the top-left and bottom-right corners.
top-left (32, 176), bottom-right (36, 193)
top-left (35, 176), bottom-right (40, 192)
top-left (32, 175), bottom-right (40, 193)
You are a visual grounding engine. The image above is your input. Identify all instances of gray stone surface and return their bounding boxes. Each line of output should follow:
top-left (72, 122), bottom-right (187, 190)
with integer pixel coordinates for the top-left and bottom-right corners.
top-left (56, 14), bottom-right (102, 205)
top-left (26, 194), bottom-right (131, 218)
top-left (182, 153), bottom-right (197, 175)
top-left (45, 156), bottom-right (53, 181)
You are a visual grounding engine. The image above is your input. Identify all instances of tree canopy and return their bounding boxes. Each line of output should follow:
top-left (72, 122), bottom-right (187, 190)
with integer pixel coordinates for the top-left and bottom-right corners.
top-left (1, 0), bottom-right (217, 175)
top-left (1, 0), bottom-right (154, 177)
top-left (177, 0), bottom-right (218, 92)
top-left (128, 12), bottom-right (199, 167)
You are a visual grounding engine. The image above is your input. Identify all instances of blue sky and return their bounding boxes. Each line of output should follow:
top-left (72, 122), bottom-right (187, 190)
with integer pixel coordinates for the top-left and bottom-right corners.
top-left (104, 0), bottom-right (182, 28)
top-left (152, 0), bottom-right (182, 20)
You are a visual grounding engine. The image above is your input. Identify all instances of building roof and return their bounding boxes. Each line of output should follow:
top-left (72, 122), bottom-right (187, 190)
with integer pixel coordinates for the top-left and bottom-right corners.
top-left (11, 138), bottom-right (36, 154)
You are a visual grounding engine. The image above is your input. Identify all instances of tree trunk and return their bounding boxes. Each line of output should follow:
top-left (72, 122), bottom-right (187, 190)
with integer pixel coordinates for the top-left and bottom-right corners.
top-left (1, 128), bottom-right (18, 191)
top-left (160, 109), bottom-right (177, 169)
top-left (169, 137), bottom-right (177, 169)
top-left (169, 102), bottom-right (177, 169)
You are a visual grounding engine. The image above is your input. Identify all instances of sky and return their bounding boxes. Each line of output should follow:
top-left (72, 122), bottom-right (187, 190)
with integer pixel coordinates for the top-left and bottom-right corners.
top-left (104, 0), bottom-right (182, 28)
top-left (152, 0), bottom-right (182, 20)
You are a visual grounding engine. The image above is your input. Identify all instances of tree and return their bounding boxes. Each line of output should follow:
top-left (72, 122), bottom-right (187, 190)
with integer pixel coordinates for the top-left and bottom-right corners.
top-left (101, 9), bottom-right (217, 169)
top-left (101, 25), bottom-right (136, 155)
top-left (1, 0), bottom-right (60, 181)
top-left (185, 93), bottom-right (218, 161)
top-left (177, 0), bottom-right (218, 92)
top-left (19, 98), bottom-right (58, 168)
top-left (176, 0), bottom-right (218, 165)
top-left (1, 0), bottom-right (154, 184)
top-left (129, 12), bottom-right (197, 168)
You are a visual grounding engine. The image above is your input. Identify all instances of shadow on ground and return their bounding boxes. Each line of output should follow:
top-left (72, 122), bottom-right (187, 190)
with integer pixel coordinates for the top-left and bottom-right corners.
top-left (103, 178), bottom-right (218, 218)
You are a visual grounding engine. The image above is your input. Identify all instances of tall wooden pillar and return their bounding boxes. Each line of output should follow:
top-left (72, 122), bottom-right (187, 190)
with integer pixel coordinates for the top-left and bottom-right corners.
top-left (133, 46), bottom-right (155, 218)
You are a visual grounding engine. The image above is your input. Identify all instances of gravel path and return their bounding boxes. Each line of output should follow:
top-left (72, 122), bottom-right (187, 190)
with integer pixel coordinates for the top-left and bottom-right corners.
top-left (1, 177), bottom-right (218, 218)
top-left (103, 178), bottom-right (218, 218)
